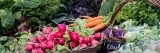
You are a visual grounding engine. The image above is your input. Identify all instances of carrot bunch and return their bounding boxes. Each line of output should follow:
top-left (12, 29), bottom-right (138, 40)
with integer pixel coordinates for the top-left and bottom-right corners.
top-left (69, 16), bottom-right (109, 31)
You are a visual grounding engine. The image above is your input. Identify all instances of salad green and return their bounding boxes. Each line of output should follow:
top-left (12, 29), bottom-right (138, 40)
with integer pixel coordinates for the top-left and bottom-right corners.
top-left (118, 20), bottom-right (160, 53)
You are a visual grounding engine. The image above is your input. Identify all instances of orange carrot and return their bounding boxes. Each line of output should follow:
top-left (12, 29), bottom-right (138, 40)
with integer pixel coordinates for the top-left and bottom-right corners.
top-left (85, 19), bottom-right (102, 28)
top-left (69, 24), bottom-right (74, 27)
top-left (86, 17), bottom-right (97, 23)
top-left (92, 23), bottom-right (106, 31)
top-left (97, 16), bottom-right (103, 19)
top-left (81, 16), bottom-right (92, 19)
top-left (87, 16), bottom-right (103, 23)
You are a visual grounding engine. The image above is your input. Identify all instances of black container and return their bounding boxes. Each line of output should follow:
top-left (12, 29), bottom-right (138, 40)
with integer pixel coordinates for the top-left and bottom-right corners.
top-left (98, 38), bottom-right (126, 53)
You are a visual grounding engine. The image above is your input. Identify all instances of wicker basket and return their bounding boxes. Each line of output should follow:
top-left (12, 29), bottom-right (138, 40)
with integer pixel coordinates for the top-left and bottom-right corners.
top-left (148, 0), bottom-right (160, 8)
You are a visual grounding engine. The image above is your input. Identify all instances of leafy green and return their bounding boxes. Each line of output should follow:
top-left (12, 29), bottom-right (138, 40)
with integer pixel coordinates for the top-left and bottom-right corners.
top-left (0, 32), bottom-right (34, 52)
top-left (70, 18), bottom-right (94, 37)
top-left (99, 0), bottom-right (116, 16)
top-left (1, 10), bottom-right (15, 28)
top-left (118, 20), bottom-right (160, 53)
top-left (0, 0), bottom-right (61, 35)
top-left (13, 11), bottom-right (21, 19)
top-left (113, 0), bottom-right (160, 26)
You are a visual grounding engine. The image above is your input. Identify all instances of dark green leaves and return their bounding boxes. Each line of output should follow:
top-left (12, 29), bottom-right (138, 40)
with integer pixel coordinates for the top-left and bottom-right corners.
top-left (1, 10), bottom-right (15, 28)
top-left (15, 0), bottom-right (41, 8)
top-left (116, 1), bottom-right (160, 26)
top-left (99, 0), bottom-right (116, 16)
top-left (13, 11), bottom-right (22, 19)
top-left (0, 36), bottom-right (8, 41)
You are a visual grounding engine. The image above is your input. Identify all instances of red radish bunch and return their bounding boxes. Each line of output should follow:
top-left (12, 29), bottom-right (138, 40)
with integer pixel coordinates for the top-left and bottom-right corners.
top-left (80, 43), bottom-right (87, 49)
top-left (38, 34), bottom-right (46, 41)
top-left (42, 26), bottom-right (53, 34)
top-left (25, 24), bottom-right (66, 53)
top-left (68, 32), bottom-right (102, 49)
top-left (94, 33), bottom-right (102, 41)
top-left (83, 36), bottom-right (90, 45)
top-left (58, 38), bottom-right (65, 45)
top-left (54, 31), bottom-right (63, 38)
top-left (70, 42), bottom-right (78, 48)
top-left (26, 43), bottom-right (33, 51)
top-left (58, 24), bottom-right (66, 32)
top-left (25, 24), bottom-right (103, 53)
top-left (70, 32), bottom-right (80, 42)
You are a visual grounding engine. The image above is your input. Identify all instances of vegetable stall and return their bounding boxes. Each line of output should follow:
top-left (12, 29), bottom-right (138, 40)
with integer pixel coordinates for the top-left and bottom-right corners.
top-left (0, 0), bottom-right (160, 53)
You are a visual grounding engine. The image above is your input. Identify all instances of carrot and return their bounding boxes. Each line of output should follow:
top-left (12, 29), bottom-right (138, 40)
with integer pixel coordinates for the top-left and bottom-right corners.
top-left (81, 16), bottom-right (92, 19)
top-left (92, 23), bottom-right (106, 31)
top-left (86, 18), bottom-right (96, 23)
top-left (69, 24), bottom-right (74, 27)
top-left (97, 16), bottom-right (103, 19)
top-left (85, 19), bottom-right (102, 28)
top-left (87, 16), bottom-right (103, 23)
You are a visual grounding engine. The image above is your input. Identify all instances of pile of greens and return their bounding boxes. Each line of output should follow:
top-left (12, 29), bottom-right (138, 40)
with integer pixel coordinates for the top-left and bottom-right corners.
top-left (0, 32), bottom-right (34, 53)
top-left (117, 20), bottom-right (160, 53)
top-left (0, 0), bottom-right (61, 35)
top-left (109, 0), bottom-right (160, 26)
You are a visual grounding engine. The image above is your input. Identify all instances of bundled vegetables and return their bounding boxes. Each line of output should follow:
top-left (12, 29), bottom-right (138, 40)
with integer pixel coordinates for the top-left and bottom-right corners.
top-left (25, 24), bottom-right (103, 53)
top-left (70, 16), bottom-right (111, 31)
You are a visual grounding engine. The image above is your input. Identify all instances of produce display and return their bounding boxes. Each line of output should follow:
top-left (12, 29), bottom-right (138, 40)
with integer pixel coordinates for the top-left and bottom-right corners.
top-left (25, 23), bottom-right (103, 53)
top-left (0, 0), bottom-right (160, 53)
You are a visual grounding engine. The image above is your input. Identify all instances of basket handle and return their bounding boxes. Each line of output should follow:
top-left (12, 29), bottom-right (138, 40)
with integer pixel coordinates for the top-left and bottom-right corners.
top-left (109, 0), bottom-right (129, 26)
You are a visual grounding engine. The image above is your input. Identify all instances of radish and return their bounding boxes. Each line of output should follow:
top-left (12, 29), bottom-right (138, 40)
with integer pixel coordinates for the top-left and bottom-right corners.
top-left (31, 49), bottom-right (37, 53)
top-left (91, 40), bottom-right (99, 47)
top-left (37, 48), bottom-right (45, 53)
top-left (26, 43), bottom-right (33, 51)
top-left (78, 37), bottom-right (84, 44)
top-left (47, 40), bottom-right (54, 49)
top-left (42, 27), bottom-right (53, 34)
top-left (67, 30), bottom-right (72, 35)
top-left (70, 32), bottom-right (80, 42)
top-left (80, 43), bottom-right (87, 49)
top-left (94, 33), bottom-right (102, 41)
top-left (47, 33), bottom-right (55, 41)
top-left (54, 39), bottom-right (59, 45)
top-left (31, 38), bottom-right (38, 43)
top-left (83, 36), bottom-right (90, 44)
top-left (70, 42), bottom-right (78, 48)
top-left (54, 31), bottom-right (63, 38)
top-left (58, 24), bottom-right (66, 32)
top-left (51, 47), bottom-right (56, 52)
top-left (58, 38), bottom-right (65, 45)
top-left (33, 43), bottom-right (39, 48)
top-left (38, 34), bottom-right (46, 41)
top-left (90, 35), bottom-right (95, 41)
top-left (40, 41), bottom-right (47, 49)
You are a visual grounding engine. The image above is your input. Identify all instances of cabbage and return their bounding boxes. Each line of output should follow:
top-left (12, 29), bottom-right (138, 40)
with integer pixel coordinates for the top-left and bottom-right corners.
top-left (104, 28), bottom-right (124, 38)
top-left (134, 46), bottom-right (142, 53)
top-left (104, 28), bottom-right (112, 37)
top-left (124, 32), bottom-right (137, 42)
top-left (113, 29), bottom-right (124, 38)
